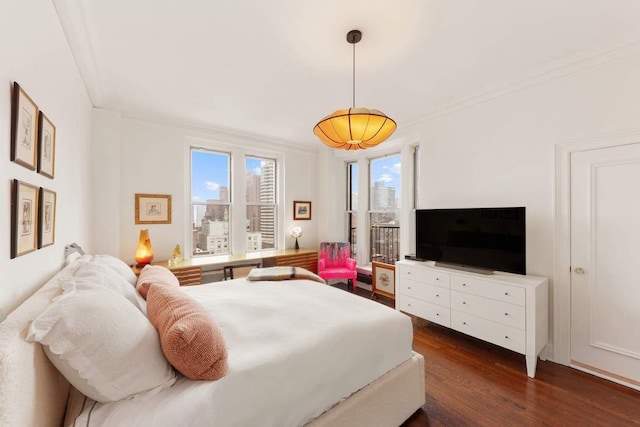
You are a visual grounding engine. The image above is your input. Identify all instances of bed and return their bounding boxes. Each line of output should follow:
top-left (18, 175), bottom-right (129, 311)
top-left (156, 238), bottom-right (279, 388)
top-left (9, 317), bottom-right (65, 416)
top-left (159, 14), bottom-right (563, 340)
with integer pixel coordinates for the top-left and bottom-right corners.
top-left (0, 255), bottom-right (425, 427)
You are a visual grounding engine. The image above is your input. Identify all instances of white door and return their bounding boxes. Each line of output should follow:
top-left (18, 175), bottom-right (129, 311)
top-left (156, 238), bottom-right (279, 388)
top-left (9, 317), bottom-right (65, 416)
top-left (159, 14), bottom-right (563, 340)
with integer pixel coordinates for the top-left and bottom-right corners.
top-left (571, 143), bottom-right (640, 386)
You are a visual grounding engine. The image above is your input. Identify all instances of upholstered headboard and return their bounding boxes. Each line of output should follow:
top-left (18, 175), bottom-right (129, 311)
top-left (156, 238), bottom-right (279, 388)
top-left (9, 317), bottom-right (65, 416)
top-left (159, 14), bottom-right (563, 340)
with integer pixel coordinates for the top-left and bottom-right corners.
top-left (0, 270), bottom-right (71, 427)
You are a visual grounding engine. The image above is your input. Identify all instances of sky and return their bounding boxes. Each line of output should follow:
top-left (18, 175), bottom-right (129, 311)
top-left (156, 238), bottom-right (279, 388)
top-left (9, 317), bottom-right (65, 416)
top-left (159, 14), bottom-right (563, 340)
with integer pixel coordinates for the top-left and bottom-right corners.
top-left (351, 154), bottom-right (401, 195)
top-left (348, 154), bottom-right (402, 211)
top-left (371, 155), bottom-right (401, 192)
top-left (191, 150), bottom-right (229, 201)
top-left (191, 150), bottom-right (263, 202)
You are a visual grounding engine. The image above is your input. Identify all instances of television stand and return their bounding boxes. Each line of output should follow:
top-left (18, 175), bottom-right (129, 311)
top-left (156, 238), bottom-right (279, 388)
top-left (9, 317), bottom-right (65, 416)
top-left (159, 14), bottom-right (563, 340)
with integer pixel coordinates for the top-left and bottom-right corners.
top-left (396, 260), bottom-right (548, 378)
top-left (434, 261), bottom-right (494, 275)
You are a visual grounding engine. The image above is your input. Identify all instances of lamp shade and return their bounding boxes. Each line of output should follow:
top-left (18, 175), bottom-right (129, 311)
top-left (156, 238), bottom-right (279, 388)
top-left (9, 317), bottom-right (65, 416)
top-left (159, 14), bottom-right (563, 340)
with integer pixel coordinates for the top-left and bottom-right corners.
top-left (134, 229), bottom-right (153, 267)
top-left (290, 227), bottom-right (303, 238)
top-left (313, 107), bottom-right (397, 150)
top-left (291, 226), bottom-right (303, 250)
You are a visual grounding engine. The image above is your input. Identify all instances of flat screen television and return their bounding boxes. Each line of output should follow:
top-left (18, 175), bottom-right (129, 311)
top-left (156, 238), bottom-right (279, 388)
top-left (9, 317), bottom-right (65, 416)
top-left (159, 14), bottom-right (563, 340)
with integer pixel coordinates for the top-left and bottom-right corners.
top-left (415, 207), bottom-right (526, 275)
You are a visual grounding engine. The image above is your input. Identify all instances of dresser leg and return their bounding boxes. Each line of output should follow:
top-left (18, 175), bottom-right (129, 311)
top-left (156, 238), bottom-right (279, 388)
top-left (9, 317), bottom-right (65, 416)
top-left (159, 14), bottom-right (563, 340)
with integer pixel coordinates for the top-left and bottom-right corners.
top-left (526, 354), bottom-right (538, 378)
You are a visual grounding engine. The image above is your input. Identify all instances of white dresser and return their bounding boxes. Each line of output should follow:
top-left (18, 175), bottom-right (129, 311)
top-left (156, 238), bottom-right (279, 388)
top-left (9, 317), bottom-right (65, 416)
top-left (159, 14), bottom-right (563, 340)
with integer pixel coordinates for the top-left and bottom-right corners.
top-left (396, 259), bottom-right (548, 378)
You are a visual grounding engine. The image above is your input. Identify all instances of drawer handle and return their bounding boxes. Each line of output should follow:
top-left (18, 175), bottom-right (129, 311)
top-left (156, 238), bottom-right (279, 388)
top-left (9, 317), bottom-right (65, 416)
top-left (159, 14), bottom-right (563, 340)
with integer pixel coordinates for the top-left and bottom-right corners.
top-left (462, 301), bottom-right (466, 305)
top-left (436, 313), bottom-right (440, 316)
top-left (504, 292), bottom-right (509, 296)
top-left (436, 277), bottom-right (439, 281)
top-left (408, 303), bottom-right (412, 307)
top-left (462, 283), bottom-right (467, 287)
top-left (408, 286), bottom-right (412, 290)
top-left (505, 336), bottom-right (509, 339)
top-left (462, 322), bottom-right (467, 325)
top-left (436, 294), bottom-right (440, 297)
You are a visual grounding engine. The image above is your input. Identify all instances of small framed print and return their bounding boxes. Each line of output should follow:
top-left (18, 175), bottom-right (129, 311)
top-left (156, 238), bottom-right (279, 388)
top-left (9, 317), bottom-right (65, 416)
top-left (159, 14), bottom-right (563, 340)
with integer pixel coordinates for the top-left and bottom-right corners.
top-left (38, 112), bottom-right (56, 178)
top-left (293, 200), bottom-right (311, 220)
top-left (11, 180), bottom-right (39, 258)
top-left (11, 82), bottom-right (38, 170)
top-left (372, 261), bottom-right (396, 300)
top-left (38, 188), bottom-right (57, 248)
top-left (135, 193), bottom-right (172, 224)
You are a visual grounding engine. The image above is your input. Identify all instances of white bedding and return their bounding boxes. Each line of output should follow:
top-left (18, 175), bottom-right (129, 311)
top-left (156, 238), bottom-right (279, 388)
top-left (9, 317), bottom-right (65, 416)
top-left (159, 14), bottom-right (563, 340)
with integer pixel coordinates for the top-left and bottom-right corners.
top-left (73, 279), bottom-right (414, 427)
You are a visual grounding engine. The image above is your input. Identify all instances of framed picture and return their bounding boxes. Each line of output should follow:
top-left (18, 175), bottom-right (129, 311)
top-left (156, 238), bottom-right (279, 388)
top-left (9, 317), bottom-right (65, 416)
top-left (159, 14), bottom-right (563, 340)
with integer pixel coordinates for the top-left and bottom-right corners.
top-left (38, 188), bottom-right (57, 248)
top-left (11, 180), bottom-right (39, 258)
top-left (11, 82), bottom-right (38, 170)
top-left (372, 261), bottom-right (396, 300)
top-left (135, 193), bottom-right (172, 224)
top-left (293, 200), bottom-right (312, 220)
top-left (37, 112), bottom-right (56, 178)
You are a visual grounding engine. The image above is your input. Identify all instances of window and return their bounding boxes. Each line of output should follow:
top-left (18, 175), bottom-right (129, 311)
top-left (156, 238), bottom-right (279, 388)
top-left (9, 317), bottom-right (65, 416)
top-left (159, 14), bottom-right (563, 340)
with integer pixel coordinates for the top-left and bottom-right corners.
top-left (413, 145), bottom-right (420, 210)
top-left (346, 161), bottom-right (358, 258)
top-left (369, 154), bottom-right (401, 264)
top-left (246, 156), bottom-right (277, 251)
top-left (191, 149), bottom-right (231, 256)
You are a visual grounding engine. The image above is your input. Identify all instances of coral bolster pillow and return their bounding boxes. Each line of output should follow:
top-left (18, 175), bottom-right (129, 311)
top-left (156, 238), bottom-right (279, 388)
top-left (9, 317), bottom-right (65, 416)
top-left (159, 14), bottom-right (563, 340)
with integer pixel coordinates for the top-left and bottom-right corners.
top-left (136, 264), bottom-right (180, 299)
top-left (146, 284), bottom-right (228, 381)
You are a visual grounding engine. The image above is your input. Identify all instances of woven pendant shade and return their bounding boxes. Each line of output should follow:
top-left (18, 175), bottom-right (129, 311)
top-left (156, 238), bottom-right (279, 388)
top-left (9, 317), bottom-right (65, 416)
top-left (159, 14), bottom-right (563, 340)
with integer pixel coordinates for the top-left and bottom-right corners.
top-left (314, 107), bottom-right (397, 150)
top-left (313, 30), bottom-right (396, 150)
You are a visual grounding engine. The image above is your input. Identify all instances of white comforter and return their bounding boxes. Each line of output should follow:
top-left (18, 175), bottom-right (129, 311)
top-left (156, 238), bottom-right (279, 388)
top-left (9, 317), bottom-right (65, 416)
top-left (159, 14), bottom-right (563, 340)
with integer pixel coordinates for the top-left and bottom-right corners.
top-left (74, 279), bottom-right (413, 427)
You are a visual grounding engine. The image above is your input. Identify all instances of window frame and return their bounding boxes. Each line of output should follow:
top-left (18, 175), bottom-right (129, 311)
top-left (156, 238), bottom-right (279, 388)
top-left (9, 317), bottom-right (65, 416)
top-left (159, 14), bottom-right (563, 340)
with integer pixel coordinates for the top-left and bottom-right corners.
top-left (190, 148), bottom-right (232, 257)
top-left (187, 140), bottom-right (284, 258)
top-left (368, 153), bottom-right (401, 264)
top-left (346, 161), bottom-right (358, 258)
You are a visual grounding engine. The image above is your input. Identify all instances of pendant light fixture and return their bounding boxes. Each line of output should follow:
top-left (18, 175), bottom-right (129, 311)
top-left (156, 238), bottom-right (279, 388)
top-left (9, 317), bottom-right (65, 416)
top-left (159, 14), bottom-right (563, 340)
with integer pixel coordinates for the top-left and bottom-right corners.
top-left (313, 30), bottom-right (397, 150)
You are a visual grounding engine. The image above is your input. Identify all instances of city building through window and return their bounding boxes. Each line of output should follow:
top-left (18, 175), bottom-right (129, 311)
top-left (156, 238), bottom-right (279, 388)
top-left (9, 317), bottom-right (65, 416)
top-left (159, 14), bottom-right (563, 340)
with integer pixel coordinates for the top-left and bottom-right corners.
top-left (191, 149), bottom-right (231, 256)
top-left (246, 156), bottom-right (277, 252)
top-left (369, 154), bottom-right (401, 264)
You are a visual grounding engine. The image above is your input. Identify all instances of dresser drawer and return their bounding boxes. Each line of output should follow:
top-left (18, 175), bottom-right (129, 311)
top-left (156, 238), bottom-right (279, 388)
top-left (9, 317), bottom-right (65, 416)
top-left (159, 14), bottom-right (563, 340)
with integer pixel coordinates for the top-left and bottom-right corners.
top-left (399, 278), bottom-right (450, 308)
top-left (450, 275), bottom-right (525, 306)
top-left (451, 311), bottom-right (525, 354)
top-left (450, 290), bottom-right (524, 329)
top-left (399, 264), bottom-right (450, 288)
top-left (398, 295), bottom-right (450, 327)
top-left (172, 266), bottom-right (202, 286)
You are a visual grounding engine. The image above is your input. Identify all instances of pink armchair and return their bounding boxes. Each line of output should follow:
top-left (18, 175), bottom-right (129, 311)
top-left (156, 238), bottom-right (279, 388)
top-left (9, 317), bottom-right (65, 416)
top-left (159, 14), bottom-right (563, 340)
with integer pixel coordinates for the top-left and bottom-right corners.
top-left (318, 242), bottom-right (358, 292)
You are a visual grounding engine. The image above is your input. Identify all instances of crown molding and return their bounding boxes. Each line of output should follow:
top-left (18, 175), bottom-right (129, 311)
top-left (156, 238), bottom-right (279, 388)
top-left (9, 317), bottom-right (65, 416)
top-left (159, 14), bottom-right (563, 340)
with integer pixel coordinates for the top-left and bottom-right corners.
top-left (402, 38), bottom-right (640, 129)
top-left (53, 0), bottom-right (105, 106)
top-left (56, 1), bottom-right (640, 145)
top-left (118, 110), bottom-right (321, 155)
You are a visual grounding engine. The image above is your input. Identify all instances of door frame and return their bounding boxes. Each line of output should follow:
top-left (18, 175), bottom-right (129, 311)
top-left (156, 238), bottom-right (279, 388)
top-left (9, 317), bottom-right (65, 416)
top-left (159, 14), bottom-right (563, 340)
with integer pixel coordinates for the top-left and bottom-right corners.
top-left (554, 128), bottom-right (640, 366)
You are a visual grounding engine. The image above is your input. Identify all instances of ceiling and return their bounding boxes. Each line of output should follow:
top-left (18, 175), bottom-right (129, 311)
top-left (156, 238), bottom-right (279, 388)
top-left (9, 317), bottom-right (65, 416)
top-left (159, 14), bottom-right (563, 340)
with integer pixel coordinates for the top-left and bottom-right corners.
top-left (53, 0), bottom-right (640, 148)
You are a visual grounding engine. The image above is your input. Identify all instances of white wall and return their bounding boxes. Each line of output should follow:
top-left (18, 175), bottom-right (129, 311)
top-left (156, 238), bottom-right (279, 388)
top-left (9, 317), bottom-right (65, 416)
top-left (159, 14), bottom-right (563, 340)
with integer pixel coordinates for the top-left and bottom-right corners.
top-left (91, 114), bottom-right (319, 264)
top-left (0, 0), bottom-right (92, 313)
top-left (319, 49), bottom-right (640, 359)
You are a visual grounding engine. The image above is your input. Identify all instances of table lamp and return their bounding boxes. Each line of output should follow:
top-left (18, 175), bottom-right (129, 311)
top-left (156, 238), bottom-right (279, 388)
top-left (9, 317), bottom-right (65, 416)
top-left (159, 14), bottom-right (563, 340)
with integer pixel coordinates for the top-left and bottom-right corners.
top-left (291, 226), bottom-right (303, 250)
top-left (134, 229), bottom-right (153, 267)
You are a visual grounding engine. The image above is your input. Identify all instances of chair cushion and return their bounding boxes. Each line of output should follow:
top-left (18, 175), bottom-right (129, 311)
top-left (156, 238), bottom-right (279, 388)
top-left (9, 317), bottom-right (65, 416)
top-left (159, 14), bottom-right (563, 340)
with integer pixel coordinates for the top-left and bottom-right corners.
top-left (318, 268), bottom-right (357, 280)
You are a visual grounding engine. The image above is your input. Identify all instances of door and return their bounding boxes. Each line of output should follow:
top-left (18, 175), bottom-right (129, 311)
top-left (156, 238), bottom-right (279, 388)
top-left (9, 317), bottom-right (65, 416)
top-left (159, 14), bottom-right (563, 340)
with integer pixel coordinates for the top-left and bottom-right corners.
top-left (571, 143), bottom-right (640, 386)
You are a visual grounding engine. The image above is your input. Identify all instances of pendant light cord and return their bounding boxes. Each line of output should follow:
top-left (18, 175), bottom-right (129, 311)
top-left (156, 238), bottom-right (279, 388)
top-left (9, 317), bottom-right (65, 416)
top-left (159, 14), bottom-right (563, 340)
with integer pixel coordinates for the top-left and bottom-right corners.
top-left (352, 40), bottom-right (356, 108)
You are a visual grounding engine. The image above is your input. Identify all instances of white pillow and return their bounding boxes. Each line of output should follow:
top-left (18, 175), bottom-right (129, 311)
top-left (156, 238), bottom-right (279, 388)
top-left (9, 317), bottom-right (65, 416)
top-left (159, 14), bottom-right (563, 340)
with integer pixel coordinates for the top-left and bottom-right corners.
top-left (70, 263), bottom-right (146, 313)
top-left (26, 281), bottom-right (176, 403)
top-left (71, 254), bottom-right (138, 286)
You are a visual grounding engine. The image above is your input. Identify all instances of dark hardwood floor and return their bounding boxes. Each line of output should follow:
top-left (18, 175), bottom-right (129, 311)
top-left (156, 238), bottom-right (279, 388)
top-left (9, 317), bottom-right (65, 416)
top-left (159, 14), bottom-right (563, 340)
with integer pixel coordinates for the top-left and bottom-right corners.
top-left (337, 283), bottom-right (640, 426)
